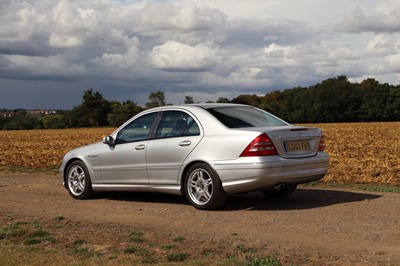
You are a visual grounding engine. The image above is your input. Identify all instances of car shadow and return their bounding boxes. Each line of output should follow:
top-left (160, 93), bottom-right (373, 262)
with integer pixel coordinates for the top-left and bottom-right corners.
top-left (222, 188), bottom-right (382, 211)
top-left (98, 188), bottom-right (382, 211)
top-left (99, 191), bottom-right (187, 205)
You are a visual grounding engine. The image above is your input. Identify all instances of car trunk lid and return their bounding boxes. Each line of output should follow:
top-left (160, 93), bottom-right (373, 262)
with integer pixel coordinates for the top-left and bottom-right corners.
top-left (265, 126), bottom-right (323, 158)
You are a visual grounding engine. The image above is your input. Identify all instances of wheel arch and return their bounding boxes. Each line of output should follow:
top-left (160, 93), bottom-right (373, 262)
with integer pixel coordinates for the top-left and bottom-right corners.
top-left (63, 158), bottom-right (84, 188)
top-left (180, 160), bottom-right (210, 194)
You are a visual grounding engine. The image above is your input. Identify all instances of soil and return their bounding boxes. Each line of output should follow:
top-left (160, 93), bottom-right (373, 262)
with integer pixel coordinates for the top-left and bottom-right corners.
top-left (1, 172), bottom-right (400, 265)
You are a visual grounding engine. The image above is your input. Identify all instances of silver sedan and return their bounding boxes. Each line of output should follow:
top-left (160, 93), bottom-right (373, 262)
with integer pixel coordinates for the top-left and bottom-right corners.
top-left (60, 104), bottom-right (329, 210)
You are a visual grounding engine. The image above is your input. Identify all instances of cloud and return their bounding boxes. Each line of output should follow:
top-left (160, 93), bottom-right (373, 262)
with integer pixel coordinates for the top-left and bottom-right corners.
top-left (150, 40), bottom-right (221, 71)
top-left (336, 0), bottom-right (400, 33)
top-left (132, 2), bottom-right (227, 46)
top-left (48, 34), bottom-right (83, 48)
top-left (262, 43), bottom-right (299, 68)
top-left (1, 0), bottom-right (400, 109)
top-left (365, 34), bottom-right (396, 56)
top-left (135, 2), bottom-right (226, 32)
top-left (384, 41), bottom-right (400, 72)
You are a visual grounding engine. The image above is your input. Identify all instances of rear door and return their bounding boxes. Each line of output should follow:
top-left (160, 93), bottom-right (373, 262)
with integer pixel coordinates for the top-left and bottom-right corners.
top-left (146, 110), bottom-right (203, 184)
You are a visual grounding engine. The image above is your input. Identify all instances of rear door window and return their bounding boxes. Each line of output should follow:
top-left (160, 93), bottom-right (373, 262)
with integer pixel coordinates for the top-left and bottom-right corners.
top-left (155, 111), bottom-right (200, 138)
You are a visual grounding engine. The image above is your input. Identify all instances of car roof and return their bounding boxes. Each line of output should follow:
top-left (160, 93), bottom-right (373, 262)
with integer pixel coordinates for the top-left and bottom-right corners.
top-left (148, 103), bottom-right (251, 111)
top-left (190, 103), bottom-right (250, 109)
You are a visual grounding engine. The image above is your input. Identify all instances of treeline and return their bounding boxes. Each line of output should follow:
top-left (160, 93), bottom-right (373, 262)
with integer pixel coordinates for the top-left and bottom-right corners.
top-left (233, 76), bottom-right (400, 123)
top-left (1, 76), bottom-right (400, 130)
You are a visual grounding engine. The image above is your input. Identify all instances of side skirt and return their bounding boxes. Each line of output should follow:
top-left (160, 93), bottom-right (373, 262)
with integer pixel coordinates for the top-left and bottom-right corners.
top-left (92, 184), bottom-right (182, 195)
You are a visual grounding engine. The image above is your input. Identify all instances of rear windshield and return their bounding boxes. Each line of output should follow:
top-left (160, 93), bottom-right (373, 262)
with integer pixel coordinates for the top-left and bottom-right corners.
top-left (206, 106), bottom-right (288, 128)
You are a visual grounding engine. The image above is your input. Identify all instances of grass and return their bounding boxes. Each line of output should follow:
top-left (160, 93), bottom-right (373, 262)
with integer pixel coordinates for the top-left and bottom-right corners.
top-left (54, 215), bottom-right (65, 222)
top-left (303, 181), bottom-right (400, 194)
top-left (73, 239), bottom-right (87, 246)
top-left (129, 231), bottom-right (145, 243)
top-left (173, 235), bottom-right (185, 243)
top-left (248, 256), bottom-right (282, 266)
top-left (0, 223), bottom-right (27, 239)
top-left (166, 252), bottom-right (189, 262)
top-left (0, 217), bottom-right (284, 265)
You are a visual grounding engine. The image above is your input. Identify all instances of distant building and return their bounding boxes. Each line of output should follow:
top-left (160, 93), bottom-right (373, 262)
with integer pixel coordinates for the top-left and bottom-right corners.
top-left (0, 109), bottom-right (57, 117)
top-left (0, 112), bottom-right (15, 117)
top-left (26, 110), bottom-right (57, 116)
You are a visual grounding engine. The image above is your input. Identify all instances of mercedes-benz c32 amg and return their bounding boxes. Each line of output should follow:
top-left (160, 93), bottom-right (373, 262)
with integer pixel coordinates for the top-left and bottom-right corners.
top-left (60, 104), bottom-right (329, 210)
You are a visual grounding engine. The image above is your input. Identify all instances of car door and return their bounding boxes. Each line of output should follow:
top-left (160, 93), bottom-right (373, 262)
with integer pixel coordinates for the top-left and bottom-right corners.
top-left (146, 110), bottom-right (203, 184)
top-left (100, 112), bottom-right (158, 184)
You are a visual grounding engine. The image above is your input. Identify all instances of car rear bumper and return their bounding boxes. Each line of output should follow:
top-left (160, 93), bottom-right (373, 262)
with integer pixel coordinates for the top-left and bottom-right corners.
top-left (211, 151), bottom-right (329, 194)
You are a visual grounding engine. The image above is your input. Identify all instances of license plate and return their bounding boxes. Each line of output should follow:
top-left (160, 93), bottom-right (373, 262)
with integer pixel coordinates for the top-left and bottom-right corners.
top-left (284, 141), bottom-right (311, 152)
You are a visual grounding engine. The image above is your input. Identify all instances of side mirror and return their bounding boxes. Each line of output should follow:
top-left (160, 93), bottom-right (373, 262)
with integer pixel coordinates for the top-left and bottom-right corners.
top-left (103, 136), bottom-right (115, 146)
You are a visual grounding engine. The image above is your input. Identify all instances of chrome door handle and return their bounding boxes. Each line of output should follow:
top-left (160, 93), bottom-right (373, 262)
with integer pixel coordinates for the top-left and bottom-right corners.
top-left (179, 140), bottom-right (191, 147)
top-left (135, 144), bottom-right (146, 150)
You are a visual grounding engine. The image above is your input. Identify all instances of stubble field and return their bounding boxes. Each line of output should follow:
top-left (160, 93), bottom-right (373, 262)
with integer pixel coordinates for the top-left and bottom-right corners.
top-left (0, 122), bottom-right (399, 185)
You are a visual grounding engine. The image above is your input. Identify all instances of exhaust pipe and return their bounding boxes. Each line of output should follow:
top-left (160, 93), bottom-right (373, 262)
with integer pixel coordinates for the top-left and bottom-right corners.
top-left (273, 183), bottom-right (288, 191)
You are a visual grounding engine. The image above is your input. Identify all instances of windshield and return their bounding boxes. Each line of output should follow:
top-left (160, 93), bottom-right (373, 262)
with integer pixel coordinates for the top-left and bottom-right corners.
top-left (206, 106), bottom-right (288, 128)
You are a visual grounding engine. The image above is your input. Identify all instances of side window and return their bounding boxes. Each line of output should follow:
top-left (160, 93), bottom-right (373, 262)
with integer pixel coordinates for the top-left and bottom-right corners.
top-left (115, 112), bottom-right (157, 144)
top-left (156, 111), bottom-right (200, 138)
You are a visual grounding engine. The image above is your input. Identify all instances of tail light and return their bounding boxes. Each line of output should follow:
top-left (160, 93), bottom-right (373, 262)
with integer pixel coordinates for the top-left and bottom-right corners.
top-left (318, 131), bottom-right (326, 151)
top-left (240, 133), bottom-right (278, 156)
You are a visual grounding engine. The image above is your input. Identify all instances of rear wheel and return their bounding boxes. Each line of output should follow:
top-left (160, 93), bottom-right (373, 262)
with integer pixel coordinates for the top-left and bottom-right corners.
top-left (66, 161), bottom-right (95, 199)
top-left (184, 163), bottom-right (227, 210)
top-left (262, 184), bottom-right (297, 198)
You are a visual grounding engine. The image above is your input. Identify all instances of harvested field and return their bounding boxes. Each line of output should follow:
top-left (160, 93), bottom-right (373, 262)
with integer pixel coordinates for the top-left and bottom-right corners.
top-left (313, 122), bottom-right (400, 185)
top-left (0, 128), bottom-right (114, 170)
top-left (1, 122), bottom-right (399, 185)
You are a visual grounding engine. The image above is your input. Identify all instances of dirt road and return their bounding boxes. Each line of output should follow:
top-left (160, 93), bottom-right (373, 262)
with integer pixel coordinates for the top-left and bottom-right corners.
top-left (1, 172), bottom-right (399, 265)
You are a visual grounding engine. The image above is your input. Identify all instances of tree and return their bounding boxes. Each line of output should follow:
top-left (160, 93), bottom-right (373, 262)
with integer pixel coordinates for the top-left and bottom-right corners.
top-left (2, 116), bottom-right (39, 130)
top-left (107, 100), bottom-right (143, 126)
top-left (184, 95), bottom-right (194, 104)
top-left (260, 90), bottom-right (285, 115)
top-left (70, 89), bottom-right (112, 127)
top-left (216, 97), bottom-right (230, 103)
top-left (386, 85), bottom-right (400, 121)
top-left (145, 91), bottom-right (166, 108)
top-left (41, 114), bottom-right (66, 129)
top-left (231, 94), bottom-right (261, 107)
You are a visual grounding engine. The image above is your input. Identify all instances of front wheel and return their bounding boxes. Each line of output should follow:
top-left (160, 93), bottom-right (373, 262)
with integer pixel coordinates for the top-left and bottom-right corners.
top-left (66, 161), bottom-right (95, 199)
top-left (184, 163), bottom-right (227, 210)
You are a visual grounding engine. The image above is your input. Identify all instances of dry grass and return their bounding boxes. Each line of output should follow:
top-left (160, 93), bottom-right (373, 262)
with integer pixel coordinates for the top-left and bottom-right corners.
top-left (0, 122), bottom-right (399, 185)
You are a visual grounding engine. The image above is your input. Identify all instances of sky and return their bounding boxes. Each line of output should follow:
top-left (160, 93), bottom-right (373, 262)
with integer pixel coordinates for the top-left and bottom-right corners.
top-left (1, 0), bottom-right (400, 109)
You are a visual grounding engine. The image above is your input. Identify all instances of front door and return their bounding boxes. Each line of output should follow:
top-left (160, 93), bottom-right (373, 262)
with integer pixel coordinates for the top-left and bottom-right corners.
top-left (100, 112), bottom-right (158, 184)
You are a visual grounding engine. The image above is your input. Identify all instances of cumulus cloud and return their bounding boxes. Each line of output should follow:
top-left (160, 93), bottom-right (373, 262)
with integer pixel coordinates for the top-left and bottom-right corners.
top-left (150, 41), bottom-right (221, 71)
top-left (136, 2), bottom-right (226, 32)
top-left (365, 34), bottom-right (396, 56)
top-left (1, 0), bottom-right (400, 109)
top-left (336, 0), bottom-right (400, 33)
top-left (262, 43), bottom-right (299, 68)
top-left (132, 2), bottom-right (227, 46)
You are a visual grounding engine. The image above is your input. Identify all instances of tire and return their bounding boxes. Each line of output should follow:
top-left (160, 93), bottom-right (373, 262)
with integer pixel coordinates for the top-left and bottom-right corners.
top-left (262, 184), bottom-right (297, 198)
top-left (184, 163), bottom-right (227, 210)
top-left (66, 161), bottom-right (95, 199)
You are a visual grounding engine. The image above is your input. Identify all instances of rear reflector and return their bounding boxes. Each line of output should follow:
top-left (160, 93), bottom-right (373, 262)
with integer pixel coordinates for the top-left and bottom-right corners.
top-left (318, 131), bottom-right (326, 151)
top-left (240, 133), bottom-right (278, 156)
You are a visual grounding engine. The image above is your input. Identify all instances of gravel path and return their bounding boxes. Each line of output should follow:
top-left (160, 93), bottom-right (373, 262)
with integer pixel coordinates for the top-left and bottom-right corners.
top-left (1, 172), bottom-right (399, 265)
